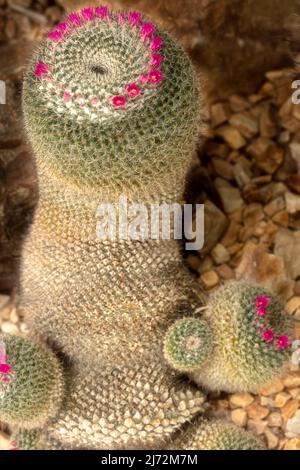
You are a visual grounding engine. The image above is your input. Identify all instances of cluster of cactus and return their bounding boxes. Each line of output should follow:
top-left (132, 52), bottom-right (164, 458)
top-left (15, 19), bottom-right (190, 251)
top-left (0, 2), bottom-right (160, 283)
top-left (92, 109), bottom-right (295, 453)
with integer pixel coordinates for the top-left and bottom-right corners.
top-left (0, 6), bottom-right (292, 450)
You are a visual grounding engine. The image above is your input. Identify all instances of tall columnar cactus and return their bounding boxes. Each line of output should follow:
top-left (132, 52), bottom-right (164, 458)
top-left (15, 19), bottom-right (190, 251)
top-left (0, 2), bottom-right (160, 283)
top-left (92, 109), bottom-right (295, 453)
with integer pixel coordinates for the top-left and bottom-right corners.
top-left (0, 6), bottom-right (290, 449)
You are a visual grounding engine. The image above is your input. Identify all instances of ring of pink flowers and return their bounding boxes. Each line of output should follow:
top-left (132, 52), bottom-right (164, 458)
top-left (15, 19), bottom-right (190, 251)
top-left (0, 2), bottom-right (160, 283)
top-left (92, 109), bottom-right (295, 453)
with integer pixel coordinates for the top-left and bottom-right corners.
top-left (254, 295), bottom-right (290, 350)
top-left (34, 7), bottom-right (165, 110)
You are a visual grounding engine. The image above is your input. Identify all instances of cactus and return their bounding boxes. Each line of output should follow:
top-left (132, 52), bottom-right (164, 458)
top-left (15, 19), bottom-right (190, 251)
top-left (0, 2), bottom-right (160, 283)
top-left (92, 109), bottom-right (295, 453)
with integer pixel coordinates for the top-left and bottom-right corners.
top-left (168, 418), bottom-right (265, 450)
top-left (0, 6), bottom-right (287, 449)
top-left (186, 282), bottom-right (292, 393)
top-left (163, 318), bottom-right (213, 372)
top-left (0, 335), bottom-right (64, 429)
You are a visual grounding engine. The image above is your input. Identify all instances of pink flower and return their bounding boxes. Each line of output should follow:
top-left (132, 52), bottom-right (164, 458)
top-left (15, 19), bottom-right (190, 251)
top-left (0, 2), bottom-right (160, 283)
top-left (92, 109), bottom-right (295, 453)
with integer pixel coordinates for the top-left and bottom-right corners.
top-left (112, 95), bottom-right (127, 108)
top-left (138, 74), bottom-right (148, 84)
top-left (128, 11), bottom-right (142, 26)
top-left (150, 53), bottom-right (163, 67)
top-left (126, 83), bottom-right (141, 97)
top-left (276, 336), bottom-right (289, 349)
top-left (0, 363), bottom-right (12, 374)
top-left (95, 6), bottom-right (110, 19)
top-left (117, 13), bottom-right (126, 24)
top-left (256, 307), bottom-right (267, 317)
top-left (81, 7), bottom-right (94, 21)
top-left (2, 377), bottom-right (9, 383)
top-left (262, 329), bottom-right (274, 343)
top-left (256, 295), bottom-right (270, 310)
top-left (148, 69), bottom-right (163, 84)
top-left (57, 22), bottom-right (69, 33)
top-left (34, 62), bottom-right (49, 78)
top-left (141, 22), bottom-right (156, 40)
top-left (63, 91), bottom-right (71, 102)
top-left (150, 36), bottom-right (163, 51)
top-left (67, 12), bottom-right (81, 26)
top-left (48, 30), bottom-right (63, 42)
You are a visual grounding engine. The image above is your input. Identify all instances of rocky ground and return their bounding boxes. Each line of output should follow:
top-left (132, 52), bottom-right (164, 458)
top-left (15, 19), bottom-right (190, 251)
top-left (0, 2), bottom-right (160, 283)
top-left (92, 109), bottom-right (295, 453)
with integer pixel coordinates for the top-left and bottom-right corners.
top-left (0, 0), bottom-right (300, 451)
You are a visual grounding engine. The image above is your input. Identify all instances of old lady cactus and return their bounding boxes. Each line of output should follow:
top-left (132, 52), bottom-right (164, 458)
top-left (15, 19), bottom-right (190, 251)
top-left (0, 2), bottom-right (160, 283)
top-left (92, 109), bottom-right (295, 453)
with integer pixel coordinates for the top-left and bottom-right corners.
top-left (0, 6), bottom-right (271, 449)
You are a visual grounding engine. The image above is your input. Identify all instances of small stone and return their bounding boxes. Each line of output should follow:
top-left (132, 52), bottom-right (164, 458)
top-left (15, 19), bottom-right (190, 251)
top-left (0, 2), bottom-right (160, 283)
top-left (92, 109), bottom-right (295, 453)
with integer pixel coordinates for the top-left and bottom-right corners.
top-left (229, 95), bottom-right (249, 112)
top-left (247, 137), bottom-right (284, 174)
top-left (212, 158), bottom-right (234, 180)
top-left (198, 256), bottom-right (214, 274)
top-left (243, 203), bottom-right (264, 226)
top-left (281, 400), bottom-right (300, 422)
top-left (272, 210), bottom-right (289, 227)
top-left (236, 242), bottom-right (293, 300)
top-left (233, 156), bottom-right (252, 188)
top-left (265, 429), bottom-right (279, 449)
top-left (215, 178), bottom-right (244, 214)
top-left (284, 438), bottom-right (300, 450)
top-left (229, 112), bottom-right (258, 139)
top-left (283, 374), bottom-right (300, 389)
top-left (275, 229), bottom-right (300, 279)
top-left (215, 125), bottom-right (246, 150)
top-left (216, 264), bottom-right (235, 280)
top-left (205, 142), bottom-right (230, 159)
top-left (285, 297), bottom-right (300, 316)
top-left (259, 378), bottom-right (284, 396)
top-left (289, 143), bottom-right (300, 173)
top-left (231, 408), bottom-right (247, 427)
top-left (286, 175), bottom-right (300, 195)
top-left (201, 270), bottom-right (219, 289)
top-left (259, 105), bottom-right (278, 138)
top-left (229, 393), bottom-right (254, 408)
top-left (286, 410), bottom-right (300, 436)
top-left (275, 392), bottom-right (291, 408)
top-left (210, 102), bottom-right (231, 127)
top-left (211, 243), bottom-right (230, 265)
top-left (1, 321), bottom-right (19, 334)
top-left (247, 419), bottom-right (267, 435)
top-left (0, 431), bottom-right (10, 451)
top-left (247, 402), bottom-right (269, 420)
top-left (285, 192), bottom-right (300, 214)
top-left (267, 412), bottom-right (283, 428)
top-left (199, 201), bottom-right (228, 255)
top-left (278, 130), bottom-right (290, 144)
top-left (264, 196), bottom-right (285, 217)
top-left (45, 6), bottom-right (63, 22)
top-left (0, 294), bottom-right (10, 311)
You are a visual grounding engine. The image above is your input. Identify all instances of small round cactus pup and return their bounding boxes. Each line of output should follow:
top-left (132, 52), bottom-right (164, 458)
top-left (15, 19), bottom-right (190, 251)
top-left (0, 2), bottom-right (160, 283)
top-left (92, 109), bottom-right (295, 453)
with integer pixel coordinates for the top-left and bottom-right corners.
top-left (0, 335), bottom-right (64, 429)
top-left (189, 282), bottom-right (292, 393)
top-left (163, 318), bottom-right (213, 372)
top-left (168, 418), bottom-right (265, 450)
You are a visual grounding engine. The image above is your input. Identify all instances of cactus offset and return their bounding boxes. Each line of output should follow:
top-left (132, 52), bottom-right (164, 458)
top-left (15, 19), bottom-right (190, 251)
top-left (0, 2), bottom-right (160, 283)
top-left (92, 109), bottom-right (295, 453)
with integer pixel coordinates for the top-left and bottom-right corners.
top-left (187, 282), bottom-right (292, 393)
top-left (0, 335), bottom-right (63, 429)
top-left (0, 6), bottom-right (287, 450)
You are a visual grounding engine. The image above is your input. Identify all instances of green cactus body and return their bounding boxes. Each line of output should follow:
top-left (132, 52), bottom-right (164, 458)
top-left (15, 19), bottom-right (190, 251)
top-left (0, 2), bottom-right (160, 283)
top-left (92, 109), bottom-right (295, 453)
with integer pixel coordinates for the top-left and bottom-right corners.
top-left (188, 282), bottom-right (292, 393)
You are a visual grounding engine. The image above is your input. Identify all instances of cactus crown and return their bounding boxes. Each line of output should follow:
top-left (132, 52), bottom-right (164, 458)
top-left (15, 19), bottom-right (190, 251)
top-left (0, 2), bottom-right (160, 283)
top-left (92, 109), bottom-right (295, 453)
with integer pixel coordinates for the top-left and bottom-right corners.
top-left (23, 6), bottom-right (200, 192)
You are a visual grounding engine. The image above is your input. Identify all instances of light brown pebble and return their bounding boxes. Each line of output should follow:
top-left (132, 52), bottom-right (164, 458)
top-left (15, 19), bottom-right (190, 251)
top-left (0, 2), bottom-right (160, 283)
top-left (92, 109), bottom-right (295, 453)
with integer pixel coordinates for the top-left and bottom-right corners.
top-left (283, 374), bottom-right (300, 389)
top-left (216, 264), bottom-right (235, 280)
top-left (215, 125), bottom-right (246, 150)
top-left (1, 321), bottom-right (19, 334)
top-left (231, 408), bottom-right (247, 427)
top-left (264, 196), bottom-right (285, 218)
top-left (260, 378), bottom-right (284, 396)
top-left (210, 102), bottom-right (231, 127)
top-left (247, 419), bottom-right (268, 435)
top-left (200, 270), bottom-right (219, 289)
top-left (211, 243), bottom-right (230, 265)
top-left (285, 298), bottom-right (300, 316)
top-left (283, 438), bottom-right (300, 450)
top-left (275, 392), bottom-right (291, 408)
top-left (272, 210), bottom-right (289, 227)
top-left (229, 112), bottom-right (258, 139)
top-left (267, 412), bottom-right (283, 428)
top-left (264, 429), bottom-right (279, 449)
top-left (229, 393), bottom-right (254, 408)
top-left (247, 402), bottom-right (270, 420)
top-left (281, 399), bottom-right (300, 422)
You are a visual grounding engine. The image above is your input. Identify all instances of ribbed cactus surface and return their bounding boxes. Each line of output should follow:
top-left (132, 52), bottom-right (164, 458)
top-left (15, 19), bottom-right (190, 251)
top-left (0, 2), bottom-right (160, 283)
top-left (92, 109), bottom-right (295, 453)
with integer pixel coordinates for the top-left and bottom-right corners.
top-left (0, 5), bottom-right (290, 450)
